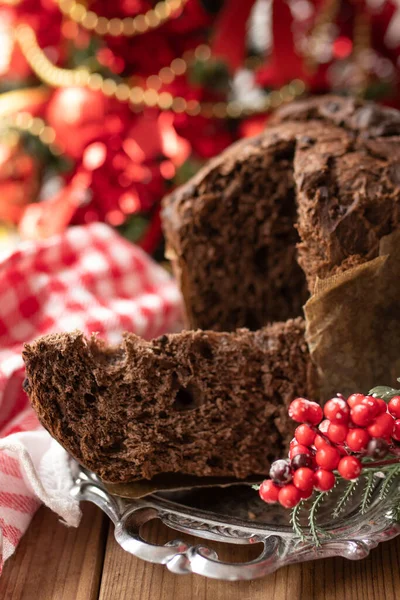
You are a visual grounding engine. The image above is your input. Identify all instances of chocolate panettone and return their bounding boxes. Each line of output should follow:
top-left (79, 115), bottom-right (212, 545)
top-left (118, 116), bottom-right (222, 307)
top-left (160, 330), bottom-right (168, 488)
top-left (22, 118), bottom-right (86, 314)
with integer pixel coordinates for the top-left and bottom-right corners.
top-left (162, 95), bottom-right (400, 331)
top-left (23, 96), bottom-right (400, 484)
top-left (23, 319), bottom-right (311, 483)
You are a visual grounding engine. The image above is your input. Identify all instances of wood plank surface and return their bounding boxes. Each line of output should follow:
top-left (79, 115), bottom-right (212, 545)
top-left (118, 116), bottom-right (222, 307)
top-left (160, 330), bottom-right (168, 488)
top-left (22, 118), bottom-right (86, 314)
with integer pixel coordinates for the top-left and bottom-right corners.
top-left (98, 516), bottom-right (400, 600)
top-left (0, 503), bottom-right (107, 600)
top-left (2, 508), bottom-right (400, 599)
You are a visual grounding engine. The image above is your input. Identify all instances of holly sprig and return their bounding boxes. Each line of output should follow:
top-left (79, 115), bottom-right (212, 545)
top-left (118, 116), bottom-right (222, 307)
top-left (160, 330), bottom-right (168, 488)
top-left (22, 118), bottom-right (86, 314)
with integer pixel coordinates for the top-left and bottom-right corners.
top-left (256, 384), bottom-right (400, 546)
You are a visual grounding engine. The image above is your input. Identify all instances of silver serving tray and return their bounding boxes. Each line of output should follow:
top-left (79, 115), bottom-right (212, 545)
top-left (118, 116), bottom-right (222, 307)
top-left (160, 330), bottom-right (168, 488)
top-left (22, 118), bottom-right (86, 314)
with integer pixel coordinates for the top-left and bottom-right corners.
top-left (71, 464), bottom-right (400, 581)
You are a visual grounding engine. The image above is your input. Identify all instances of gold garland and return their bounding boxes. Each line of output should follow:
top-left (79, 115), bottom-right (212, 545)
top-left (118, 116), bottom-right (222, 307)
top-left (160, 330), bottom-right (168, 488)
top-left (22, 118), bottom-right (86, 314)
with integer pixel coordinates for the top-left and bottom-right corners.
top-left (1, 111), bottom-right (62, 155)
top-left (56, 0), bottom-right (189, 37)
top-left (15, 25), bottom-right (306, 119)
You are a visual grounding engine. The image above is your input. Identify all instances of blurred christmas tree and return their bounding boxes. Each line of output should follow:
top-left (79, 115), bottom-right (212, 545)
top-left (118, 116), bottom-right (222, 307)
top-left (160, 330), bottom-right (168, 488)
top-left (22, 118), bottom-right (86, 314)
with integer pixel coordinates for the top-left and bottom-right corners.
top-left (0, 0), bottom-right (398, 254)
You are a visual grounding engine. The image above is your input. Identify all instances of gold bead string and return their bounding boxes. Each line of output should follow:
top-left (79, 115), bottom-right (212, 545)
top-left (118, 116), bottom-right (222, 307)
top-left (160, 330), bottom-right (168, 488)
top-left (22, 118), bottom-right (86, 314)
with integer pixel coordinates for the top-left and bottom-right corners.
top-left (16, 25), bottom-right (306, 119)
top-left (0, 111), bottom-right (62, 155)
top-left (56, 0), bottom-right (189, 37)
top-left (302, 0), bottom-right (341, 75)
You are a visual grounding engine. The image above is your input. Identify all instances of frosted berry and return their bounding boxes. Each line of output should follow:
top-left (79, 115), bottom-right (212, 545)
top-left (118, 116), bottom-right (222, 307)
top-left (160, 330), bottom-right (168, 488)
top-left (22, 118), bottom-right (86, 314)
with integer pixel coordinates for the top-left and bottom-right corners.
top-left (315, 446), bottom-right (340, 471)
top-left (295, 424), bottom-right (316, 446)
top-left (324, 397), bottom-right (350, 424)
top-left (291, 453), bottom-right (314, 470)
top-left (269, 459), bottom-right (292, 484)
top-left (288, 398), bottom-right (312, 423)
top-left (347, 393), bottom-right (365, 408)
top-left (393, 419), bottom-right (400, 442)
top-left (360, 396), bottom-right (380, 418)
top-left (289, 444), bottom-right (312, 459)
top-left (338, 456), bottom-right (362, 480)
top-left (293, 467), bottom-right (315, 492)
top-left (388, 396), bottom-right (400, 419)
top-left (318, 419), bottom-right (330, 433)
top-left (289, 399), bottom-right (323, 425)
top-left (314, 469), bottom-right (336, 492)
top-left (278, 484), bottom-right (301, 508)
top-left (351, 403), bottom-right (375, 427)
top-left (346, 428), bottom-right (370, 452)
top-left (259, 480), bottom-right (280, 504)
top-left (367, 438), bottom-right (389, 459)
top-left (367, 413), bottom-right (394, 439)
top-left (327, 423), bottom-right (348, 444)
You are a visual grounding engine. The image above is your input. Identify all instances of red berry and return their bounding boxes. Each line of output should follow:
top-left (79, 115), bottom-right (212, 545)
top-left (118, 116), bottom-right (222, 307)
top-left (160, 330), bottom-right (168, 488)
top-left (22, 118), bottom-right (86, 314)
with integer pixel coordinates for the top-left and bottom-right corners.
top-left (314, 469), bottom-right (336, 491)
top-left (299, 488), bottom-right (314, 500)
top-left (327, 423), bottom-right (348, 444)
top-left (360, 396), bottom-right (380, 418)
top-left (367, 438), bottom-right (389, 458)
top-left (351, 403), bottom-right (375, 427)
top-left (346, 428), bottom-right (370, 452)
top-left (269, 459), bottom-right (292, 484)
top-left (324, 397), bottom-right (350, 424)
top-left (315, 446), bottom-right (340, 471)
top-left (376, 398), bottom-right (388, 415)
top-left (289, 444), bottom-right (312, 459)
top-left (288, 399), bottom-right (323, 425)
top-left (295, 424), bottom-right (316, 446)
top-left (393, 419), bottom-right (400, 442)
top-left (291, 453), bottom-right (314, 470)
top-left (293, 467), bottom-right (315, 492)
top-left (314, 434), bottom-right (330, 450)
top-left (288, 398), bottom-right (312, 423)
top-left (367, 413), bottom-right (395, 439)
top-left (338, 456), bottom-right (362, 480)
top-left (289, 438), bottom-right (297, 451)
top-left (388, 396), bottom-right (400, 419)
top-left (347, 393), bottom-right (365, 408)
top-left (278, 484), bottom-right (301, 508)
top-left (259, 480), bottom-right (280, 504)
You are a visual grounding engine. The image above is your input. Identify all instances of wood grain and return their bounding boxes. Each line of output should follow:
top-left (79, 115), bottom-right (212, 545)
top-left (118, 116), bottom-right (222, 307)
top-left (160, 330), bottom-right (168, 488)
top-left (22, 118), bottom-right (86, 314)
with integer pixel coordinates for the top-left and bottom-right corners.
top-left (2, 508), bottom-right (400, 599)
top-left (98, 517), bottom-right (400, 600)
top-left (0, 503), bottom-right (107, 600)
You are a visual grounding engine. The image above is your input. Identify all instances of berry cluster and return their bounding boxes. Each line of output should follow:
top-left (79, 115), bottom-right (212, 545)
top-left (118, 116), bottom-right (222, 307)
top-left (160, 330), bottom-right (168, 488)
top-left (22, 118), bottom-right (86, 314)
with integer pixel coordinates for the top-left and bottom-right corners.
top-left (259, 393), bottom-right (400, 509)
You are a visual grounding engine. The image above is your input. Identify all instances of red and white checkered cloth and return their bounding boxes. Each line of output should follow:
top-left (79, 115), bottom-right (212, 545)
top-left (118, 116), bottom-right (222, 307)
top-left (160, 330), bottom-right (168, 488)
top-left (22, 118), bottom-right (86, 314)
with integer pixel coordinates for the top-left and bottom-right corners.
top-left (0, 222), bottom-right (182, 571)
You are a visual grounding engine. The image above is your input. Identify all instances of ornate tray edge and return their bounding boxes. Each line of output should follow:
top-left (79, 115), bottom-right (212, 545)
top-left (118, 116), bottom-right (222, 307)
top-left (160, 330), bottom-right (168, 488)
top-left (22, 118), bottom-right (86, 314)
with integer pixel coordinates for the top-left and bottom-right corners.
top-left (70, 466), bottom-right (400, 581)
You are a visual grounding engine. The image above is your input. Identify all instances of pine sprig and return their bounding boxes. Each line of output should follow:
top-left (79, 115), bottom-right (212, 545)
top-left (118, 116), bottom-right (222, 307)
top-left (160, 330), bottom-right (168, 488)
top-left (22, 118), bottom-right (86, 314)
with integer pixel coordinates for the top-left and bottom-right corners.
top-left (361, 471), bottom-right (375, 514)
top-left (291, 501), bottom-right (307, 542)
top-left (308, 492), bottom-right (326, 547)
top-left (379, 466), bottom-right (400, 500)
top-left (332, 480), bottom-right (359, 519)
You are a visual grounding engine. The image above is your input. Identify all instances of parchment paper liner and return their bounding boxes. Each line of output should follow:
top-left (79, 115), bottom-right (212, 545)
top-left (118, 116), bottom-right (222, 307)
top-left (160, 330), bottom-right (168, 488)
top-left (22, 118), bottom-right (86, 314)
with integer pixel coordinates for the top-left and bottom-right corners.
top-left (305, 229), bottom-right (400, 399)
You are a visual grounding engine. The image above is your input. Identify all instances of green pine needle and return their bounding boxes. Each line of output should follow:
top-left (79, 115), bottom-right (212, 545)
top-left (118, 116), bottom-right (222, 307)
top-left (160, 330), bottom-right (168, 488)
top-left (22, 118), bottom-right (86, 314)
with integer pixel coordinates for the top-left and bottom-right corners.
top-left (291, 501), bottom-right (307, 542)
top-left (308, 492), bottom-right (326, 547)
top-left (332, 480), bottom-right (359, 519)
top-left (379, 466), bottom-right (400, 501)
top-left (361, 472), bottom-right (375, 514)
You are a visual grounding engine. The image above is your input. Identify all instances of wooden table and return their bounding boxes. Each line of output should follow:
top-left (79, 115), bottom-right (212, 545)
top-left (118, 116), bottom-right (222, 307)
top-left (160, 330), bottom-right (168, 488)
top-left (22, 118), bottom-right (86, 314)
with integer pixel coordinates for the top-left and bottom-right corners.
top-left (1, 502), bottom-right (400, 600)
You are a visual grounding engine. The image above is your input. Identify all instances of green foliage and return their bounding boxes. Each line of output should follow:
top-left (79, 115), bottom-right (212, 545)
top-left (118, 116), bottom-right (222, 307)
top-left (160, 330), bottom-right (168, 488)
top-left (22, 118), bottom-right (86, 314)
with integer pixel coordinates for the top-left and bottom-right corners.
top-left (332, 479), bottom-right (359, 519)
top-left (361, 472), bottom-right (375, 514)
top-left (368, 386), bottom-right (400, 402)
